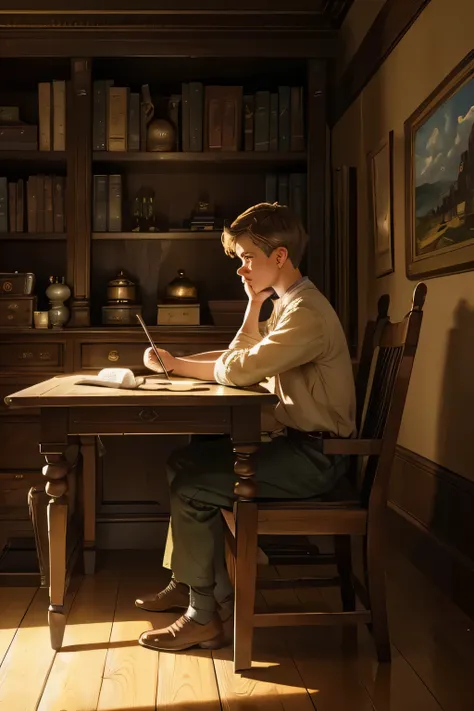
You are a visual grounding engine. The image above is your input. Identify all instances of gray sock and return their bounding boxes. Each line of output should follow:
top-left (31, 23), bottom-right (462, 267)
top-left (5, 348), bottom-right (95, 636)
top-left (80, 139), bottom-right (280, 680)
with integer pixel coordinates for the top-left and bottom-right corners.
top-left (187, 585), bottom-right (217, 625)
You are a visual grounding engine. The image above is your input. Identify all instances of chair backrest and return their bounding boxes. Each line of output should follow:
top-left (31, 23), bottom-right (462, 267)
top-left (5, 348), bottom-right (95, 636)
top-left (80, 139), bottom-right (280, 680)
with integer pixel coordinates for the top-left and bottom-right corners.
top-left (355, 294), bottom-right (390, 432)
top-left (358, 282), bottom-right (427, 510)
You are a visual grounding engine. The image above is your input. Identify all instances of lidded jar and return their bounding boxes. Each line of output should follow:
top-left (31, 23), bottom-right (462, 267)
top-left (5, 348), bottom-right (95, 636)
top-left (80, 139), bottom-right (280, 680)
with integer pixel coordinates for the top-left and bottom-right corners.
top-left (165, 269), bottom-right (198, 303)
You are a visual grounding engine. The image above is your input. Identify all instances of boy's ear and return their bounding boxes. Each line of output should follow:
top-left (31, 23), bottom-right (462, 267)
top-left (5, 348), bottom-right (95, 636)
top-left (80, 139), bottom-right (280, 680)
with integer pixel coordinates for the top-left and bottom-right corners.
top-left (275, 246), bottom-right (289, 267)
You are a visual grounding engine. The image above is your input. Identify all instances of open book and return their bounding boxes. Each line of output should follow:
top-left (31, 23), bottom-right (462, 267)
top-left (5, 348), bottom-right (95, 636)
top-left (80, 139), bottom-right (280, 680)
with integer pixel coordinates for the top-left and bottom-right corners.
top-left (77, 368), bottom-right (210, 392)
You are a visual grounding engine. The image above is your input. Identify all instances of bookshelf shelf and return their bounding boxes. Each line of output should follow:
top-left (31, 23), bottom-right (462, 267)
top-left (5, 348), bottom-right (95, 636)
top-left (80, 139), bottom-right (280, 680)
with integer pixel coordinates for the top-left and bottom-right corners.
top-left (92, 231), bottom-right (222, 240)
top-left (93, 151), bottom-right (307, 170)
top-left (0, 232), bottom-right (66, 241)
top-left (0, 151), bottom-right (67, 166)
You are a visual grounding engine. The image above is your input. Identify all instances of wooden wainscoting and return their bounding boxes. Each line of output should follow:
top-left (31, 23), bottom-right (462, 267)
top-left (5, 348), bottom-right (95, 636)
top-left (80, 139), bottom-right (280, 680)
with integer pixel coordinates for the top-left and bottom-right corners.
top-left (388, 445), bottom-right (474, 619)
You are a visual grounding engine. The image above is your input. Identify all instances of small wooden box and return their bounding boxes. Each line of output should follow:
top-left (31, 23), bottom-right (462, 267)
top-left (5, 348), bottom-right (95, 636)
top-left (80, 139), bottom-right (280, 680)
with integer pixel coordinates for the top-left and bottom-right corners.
top-left (0, 296), bottom-right (36, 327)
top-left (101, 304), bottom-right (142, 326)
top-left (157, 303), bottom-right (200, 326)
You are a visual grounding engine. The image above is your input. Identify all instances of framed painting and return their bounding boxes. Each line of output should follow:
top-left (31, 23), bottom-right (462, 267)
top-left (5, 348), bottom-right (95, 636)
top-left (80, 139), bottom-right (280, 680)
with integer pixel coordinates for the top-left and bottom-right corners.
top-left (405, 50), bottom-right (474, 279)
top-left (368, 130), bottom-right (394, 278)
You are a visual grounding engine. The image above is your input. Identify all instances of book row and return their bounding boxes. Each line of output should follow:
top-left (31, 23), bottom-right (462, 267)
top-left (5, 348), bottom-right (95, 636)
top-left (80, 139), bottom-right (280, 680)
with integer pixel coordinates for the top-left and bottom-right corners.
top-left (93, 81), bottom-right (305, 153)
top-left (0, 175), bottom-right (66, 233)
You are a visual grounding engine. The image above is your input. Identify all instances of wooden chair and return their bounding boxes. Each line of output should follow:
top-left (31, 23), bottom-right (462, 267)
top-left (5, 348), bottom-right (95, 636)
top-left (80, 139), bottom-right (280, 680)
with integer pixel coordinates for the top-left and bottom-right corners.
top-left (222, 282), bottom-right (427, 672)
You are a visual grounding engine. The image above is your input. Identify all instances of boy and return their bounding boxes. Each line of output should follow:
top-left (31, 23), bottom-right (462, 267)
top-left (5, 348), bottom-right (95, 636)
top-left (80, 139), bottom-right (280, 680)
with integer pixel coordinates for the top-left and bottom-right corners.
top-left (136, 202), bottom-right (355, 652)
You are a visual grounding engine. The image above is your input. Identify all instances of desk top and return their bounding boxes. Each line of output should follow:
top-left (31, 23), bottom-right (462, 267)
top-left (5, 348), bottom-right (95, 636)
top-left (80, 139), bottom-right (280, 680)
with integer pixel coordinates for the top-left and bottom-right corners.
top-left (5, 374), bottom-right (278, 409)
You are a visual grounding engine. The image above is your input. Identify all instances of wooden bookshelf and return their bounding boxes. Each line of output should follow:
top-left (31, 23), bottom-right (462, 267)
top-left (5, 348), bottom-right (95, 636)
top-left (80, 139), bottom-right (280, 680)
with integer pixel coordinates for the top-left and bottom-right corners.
top-left (0, 28), bottom-right (331, 559)
top-left (92, 231), bottom-right (222, 240)
top-left (0, 150), bottom-right (67, 166)
top-left (0, 232), bottom-right (66, 241)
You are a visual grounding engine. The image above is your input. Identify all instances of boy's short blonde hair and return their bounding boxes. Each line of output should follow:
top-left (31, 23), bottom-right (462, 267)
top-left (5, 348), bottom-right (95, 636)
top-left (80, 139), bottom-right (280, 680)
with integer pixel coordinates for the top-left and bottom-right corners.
top-left (221, 202), bottom-right (308, 267)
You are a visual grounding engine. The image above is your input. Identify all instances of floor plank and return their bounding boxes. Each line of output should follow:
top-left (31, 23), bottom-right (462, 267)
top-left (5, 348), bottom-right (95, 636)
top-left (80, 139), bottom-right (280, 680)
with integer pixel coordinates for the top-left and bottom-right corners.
top-left (386, 552), bottom-right (474, 711)
top-left (213, 589), bottom-right (316, 711)
top-left (0, 587), bottom-right (36, 666)
top-left (0, 546), bottom-right (472, 711)
top-left (97, 577), bottom-right (161, 711)
top-left (157, 649), bottom-right (221, 711)
top-left (37, 576), bottom-right (119, 711)
top-left (260, 567), bottom-right (375, 711)
top-left (0, 578), bottom-right (79, 711)
top-left (293, 567), bottom-right (443, 711)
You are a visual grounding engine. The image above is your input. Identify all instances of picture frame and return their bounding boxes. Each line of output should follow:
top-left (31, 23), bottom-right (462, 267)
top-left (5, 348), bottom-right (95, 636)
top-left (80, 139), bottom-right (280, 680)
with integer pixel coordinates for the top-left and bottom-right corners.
top-left (368, 130), bottom-right (394, 278)
top-left (405, 50), bottom-right (474, 279)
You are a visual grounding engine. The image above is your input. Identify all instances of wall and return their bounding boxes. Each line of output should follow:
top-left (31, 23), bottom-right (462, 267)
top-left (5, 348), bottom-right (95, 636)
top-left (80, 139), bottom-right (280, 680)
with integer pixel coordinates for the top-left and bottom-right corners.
top-left (332, 0), bottom-right (474, 482)
top-left (336, 0), bottom-right (386, 77)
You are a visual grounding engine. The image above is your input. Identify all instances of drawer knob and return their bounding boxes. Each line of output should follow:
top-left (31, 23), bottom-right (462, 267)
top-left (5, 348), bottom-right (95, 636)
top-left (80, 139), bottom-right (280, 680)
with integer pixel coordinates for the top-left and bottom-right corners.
top-left (139, 408), bottom-right (160, 423)
top-left (8, 302), bottom-right (19, 310)
top-left (15, 473), bottom-right (24, 480)
top-left (108, 349), bottom-right (120, 362)
top-left (39, 352), bottom-right (52, 360)
top-left (19, 351), bottom-right (34, 359)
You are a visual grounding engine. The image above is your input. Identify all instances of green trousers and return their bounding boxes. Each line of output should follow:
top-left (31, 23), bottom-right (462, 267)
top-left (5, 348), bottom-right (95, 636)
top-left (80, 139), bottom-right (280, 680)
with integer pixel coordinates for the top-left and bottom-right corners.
top-left (162, 435), bottom-right (347, 588)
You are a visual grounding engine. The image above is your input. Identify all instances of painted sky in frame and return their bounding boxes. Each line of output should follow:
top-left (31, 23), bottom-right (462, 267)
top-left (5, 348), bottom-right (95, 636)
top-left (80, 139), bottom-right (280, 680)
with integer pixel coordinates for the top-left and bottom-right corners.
top-left (415, 74), bottom-right (474, 186)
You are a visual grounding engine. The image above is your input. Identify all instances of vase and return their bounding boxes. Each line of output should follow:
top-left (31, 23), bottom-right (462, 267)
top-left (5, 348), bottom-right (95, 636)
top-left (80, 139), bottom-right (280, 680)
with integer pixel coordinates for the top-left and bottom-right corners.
top-left (46, 278), bottom-right (71, 329)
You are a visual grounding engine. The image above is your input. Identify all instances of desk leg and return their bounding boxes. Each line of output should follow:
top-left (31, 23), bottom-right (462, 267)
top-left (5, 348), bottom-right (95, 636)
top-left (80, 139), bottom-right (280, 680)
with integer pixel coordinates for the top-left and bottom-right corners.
top-left (42, 450), bottom-right (70, 651)
top-left (231, 406), bottom-right (260, 673)
top-left (80, 436), bottom-right (96, 575)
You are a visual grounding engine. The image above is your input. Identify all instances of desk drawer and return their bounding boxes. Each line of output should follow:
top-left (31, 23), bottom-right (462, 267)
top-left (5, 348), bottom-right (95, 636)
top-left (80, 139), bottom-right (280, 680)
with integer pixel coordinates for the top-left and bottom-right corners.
top-left (80, 342), bottom-right (224, 370)
top-left (0, 343), bottom-right (63, 370)
top-left (70, 405), bottom-right (231, 435)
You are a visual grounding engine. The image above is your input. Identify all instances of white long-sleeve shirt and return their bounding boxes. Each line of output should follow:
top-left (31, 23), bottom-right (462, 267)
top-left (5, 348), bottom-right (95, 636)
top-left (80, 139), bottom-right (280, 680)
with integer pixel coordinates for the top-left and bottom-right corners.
top-left (214, 278), bottom-right (356, 437)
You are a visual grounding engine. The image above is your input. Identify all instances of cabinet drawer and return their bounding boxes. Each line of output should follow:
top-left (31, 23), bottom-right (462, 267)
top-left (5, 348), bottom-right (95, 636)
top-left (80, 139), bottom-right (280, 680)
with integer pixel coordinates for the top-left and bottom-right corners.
top-left (0, 343), bottom-right (63, 370)
top-left (80, 342), bottom-right (225, 370)
top-left (0, 420), bottom-right (43, 471)
top-left (0, 472), bottom-right (44, 509)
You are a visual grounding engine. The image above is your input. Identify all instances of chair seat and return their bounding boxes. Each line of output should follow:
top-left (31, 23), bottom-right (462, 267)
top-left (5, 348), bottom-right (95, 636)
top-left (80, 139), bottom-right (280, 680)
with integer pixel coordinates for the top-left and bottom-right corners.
top-left (256, 476), bottom-right (360, 509)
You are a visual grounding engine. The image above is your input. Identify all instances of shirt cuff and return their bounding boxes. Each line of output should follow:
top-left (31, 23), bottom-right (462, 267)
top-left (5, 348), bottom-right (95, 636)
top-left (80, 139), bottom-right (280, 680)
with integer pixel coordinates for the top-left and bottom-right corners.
top-left (214, 349), bottom-right (244, 386)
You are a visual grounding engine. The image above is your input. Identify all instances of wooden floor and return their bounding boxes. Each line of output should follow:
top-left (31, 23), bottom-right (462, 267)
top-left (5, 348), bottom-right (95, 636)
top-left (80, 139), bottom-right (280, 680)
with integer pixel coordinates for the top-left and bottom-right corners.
top-left (0, 545), bottom-right (473, 711)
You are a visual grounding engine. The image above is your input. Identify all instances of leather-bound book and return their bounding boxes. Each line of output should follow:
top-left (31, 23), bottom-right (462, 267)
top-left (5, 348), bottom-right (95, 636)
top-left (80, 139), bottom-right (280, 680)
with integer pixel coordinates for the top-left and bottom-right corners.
top-left (278, 86), bottom-right (290, 151)
top-left (38, 82), bottom-right (52, 151)
top-left (108, 174), bottom-right (122, 232)
top-left (254, 91), bottom-right (270, 151)
top-left (290, 86), bottom-right (305, 152)
top-left (53, 80), bottom-right (66, 151)
top-left (107, 87), bottom-right (128, 152)
top-left (53, 176), bottom-right (65, 233)
top-left (44, 176), bottom-right (54, 233)
top-left (204, 86), bottom-right (242, 151)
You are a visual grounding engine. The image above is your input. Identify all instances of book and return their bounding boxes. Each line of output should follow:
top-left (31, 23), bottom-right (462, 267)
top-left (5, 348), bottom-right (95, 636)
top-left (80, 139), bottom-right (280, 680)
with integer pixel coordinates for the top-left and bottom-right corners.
top-left (107, 87), bottom-right (128, 151)
top-left (254, 90), bottom-right (270, 151)
top-left (38, 82), bottom-right (52, 151)
top-left (77, 368), bottom-right (210, 392)
top-left (53, 80), bottom-right (66, 151)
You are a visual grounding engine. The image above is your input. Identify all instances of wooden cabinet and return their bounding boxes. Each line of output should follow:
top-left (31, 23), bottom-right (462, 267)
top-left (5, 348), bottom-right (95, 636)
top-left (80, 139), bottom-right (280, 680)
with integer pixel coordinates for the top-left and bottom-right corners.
top-left (0, 342), bottom-right (64, 371)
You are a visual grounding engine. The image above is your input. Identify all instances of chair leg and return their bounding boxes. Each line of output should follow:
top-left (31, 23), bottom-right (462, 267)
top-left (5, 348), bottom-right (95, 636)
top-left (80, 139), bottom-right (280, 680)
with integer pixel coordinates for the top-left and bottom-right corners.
top-left (364, 530), bottom-right (391, 662)
top-left (233, 501), bottom-right (258, 672)
top-left (334, 535), bottom-right (355, 611)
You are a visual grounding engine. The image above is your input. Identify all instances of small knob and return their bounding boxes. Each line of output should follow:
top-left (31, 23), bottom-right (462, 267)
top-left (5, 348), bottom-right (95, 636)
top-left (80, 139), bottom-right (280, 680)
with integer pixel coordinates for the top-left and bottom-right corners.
top-left (108, 350), bottom-right (119, 362)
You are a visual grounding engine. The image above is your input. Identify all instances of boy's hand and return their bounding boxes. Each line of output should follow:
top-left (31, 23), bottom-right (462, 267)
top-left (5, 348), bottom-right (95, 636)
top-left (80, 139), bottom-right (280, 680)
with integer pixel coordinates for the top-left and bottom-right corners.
top-left (143, 346), bottom-right (175, 374)
top-left (243, 281), bottom-right (274, 305)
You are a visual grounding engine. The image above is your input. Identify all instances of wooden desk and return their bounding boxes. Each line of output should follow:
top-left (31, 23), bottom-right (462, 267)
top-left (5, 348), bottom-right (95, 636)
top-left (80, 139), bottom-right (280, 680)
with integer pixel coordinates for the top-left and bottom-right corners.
top-left (5, 374), bottom-right (277, 650)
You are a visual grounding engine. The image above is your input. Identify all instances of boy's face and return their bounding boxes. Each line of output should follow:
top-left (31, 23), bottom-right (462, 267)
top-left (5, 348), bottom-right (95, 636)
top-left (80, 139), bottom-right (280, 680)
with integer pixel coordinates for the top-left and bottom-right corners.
top-left (234, 234), bottom-right (279, 295)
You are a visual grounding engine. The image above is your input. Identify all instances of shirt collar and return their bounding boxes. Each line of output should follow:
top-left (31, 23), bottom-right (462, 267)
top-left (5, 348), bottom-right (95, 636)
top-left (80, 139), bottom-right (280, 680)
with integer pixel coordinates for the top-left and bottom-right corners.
top-left (279, 276), bottom-right (313, 309)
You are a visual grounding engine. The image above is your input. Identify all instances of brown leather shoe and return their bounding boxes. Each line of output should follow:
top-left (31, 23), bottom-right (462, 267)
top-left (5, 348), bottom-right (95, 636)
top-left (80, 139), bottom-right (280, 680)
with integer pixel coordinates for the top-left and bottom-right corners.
top-left (138, 613), bottom-right (225, 652)
top-left (135, 579), bottom-right (189, 613)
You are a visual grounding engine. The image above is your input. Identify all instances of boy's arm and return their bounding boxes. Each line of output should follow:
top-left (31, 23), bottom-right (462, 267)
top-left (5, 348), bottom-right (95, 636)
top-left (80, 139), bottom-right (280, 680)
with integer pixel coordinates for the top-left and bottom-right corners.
top-left (214, 304), bottom-right (325, 387)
